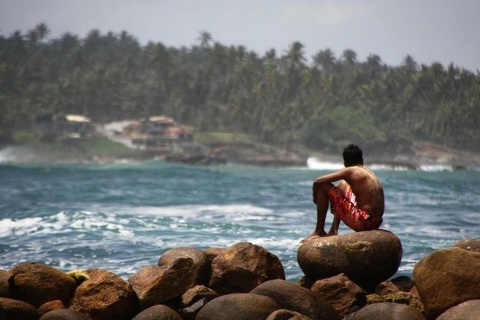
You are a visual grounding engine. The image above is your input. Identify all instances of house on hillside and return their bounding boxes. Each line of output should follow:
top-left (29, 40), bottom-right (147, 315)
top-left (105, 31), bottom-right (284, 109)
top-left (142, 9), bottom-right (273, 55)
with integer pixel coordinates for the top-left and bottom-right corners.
top-left (122, 116), bottom-right (195, 153)
top-left (35, 113), bottom-right (96, 140)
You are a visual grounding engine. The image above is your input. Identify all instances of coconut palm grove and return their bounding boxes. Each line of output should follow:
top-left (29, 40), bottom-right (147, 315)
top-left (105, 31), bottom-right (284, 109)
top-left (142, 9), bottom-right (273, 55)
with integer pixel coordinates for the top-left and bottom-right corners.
top-left (1, 24), bottom-right (479, 157)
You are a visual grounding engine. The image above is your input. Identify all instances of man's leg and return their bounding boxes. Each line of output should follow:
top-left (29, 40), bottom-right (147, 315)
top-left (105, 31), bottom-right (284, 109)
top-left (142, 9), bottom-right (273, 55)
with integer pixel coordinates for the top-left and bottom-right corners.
top-left (328, 216), bottom-right (340, 235)
top-left (328, 180), bottom-right (349, 235)
top-left (301, 182), bottom-right (333, 242)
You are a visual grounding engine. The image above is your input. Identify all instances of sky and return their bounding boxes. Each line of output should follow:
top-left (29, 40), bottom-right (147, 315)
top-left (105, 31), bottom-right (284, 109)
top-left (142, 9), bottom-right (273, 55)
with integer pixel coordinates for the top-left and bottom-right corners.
top-left (1, 0), bottom-right (479, 72)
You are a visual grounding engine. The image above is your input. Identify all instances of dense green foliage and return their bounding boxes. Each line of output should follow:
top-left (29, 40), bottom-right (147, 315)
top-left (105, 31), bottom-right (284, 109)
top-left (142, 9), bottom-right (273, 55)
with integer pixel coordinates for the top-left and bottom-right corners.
top-left (1, 24), bottom-right (479, 154)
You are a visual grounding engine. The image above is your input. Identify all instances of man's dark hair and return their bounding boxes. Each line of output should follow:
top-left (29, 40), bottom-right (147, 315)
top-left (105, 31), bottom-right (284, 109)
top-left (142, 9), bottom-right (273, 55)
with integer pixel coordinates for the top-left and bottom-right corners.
top-left (343, 144), bottom-right (363, 167)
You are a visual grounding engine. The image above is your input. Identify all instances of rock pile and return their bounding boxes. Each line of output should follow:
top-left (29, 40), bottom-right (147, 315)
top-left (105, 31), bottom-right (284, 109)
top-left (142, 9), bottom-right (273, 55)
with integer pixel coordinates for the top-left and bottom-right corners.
top-left (0, 237), bottom-right (480, 319)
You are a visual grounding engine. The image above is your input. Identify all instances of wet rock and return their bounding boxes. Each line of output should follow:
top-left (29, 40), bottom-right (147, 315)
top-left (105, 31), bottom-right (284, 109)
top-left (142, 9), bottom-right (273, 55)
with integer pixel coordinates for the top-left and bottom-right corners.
top-left (195, 293), bottom-right (280, 320)
top-left (158, 247), bottom-right (210, 286)
top-left (436, 299), bottom-right (480, 320)
top-left (310, 273), bottom-right (366, 317)
top-left (9, 262), bottom-right (77, 308)
top-left (251, 279), bottom-right (340, 320)
top-left (131, 304), bottom-right (183, 320)
top-left (209, 242), bottom-right (285, 295)
top-left (266, 309), bottom-right (313, 320)
top-left (413, 247), bottom-right (480, 319)
top-left (0, 297), bottom-right (37, 320)
top-left (129, 258), bottom-right (196, 309)
top-left (69, 268), bottom-right (138, 320)
top-left (297, 230), bottom-right (402, 292)
top-left (350, 302), bottom-right (426, 320)
top-left (39, 309), bottom-right (94, 320)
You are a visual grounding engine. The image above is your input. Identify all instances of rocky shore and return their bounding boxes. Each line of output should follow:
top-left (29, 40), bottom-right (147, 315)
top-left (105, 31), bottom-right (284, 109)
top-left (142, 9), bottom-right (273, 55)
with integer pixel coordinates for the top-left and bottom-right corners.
top-left (2, 138), bottom-right (480, 169)
top-left (1, 232), bottom-right (479, 319)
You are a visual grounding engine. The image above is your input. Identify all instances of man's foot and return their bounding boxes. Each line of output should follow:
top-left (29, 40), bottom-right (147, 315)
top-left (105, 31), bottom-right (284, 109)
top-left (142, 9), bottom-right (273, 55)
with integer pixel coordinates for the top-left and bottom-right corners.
top-left (300, 231), bottom-right (328, 243)
top-left (327, 230), bottom-right (338, 236)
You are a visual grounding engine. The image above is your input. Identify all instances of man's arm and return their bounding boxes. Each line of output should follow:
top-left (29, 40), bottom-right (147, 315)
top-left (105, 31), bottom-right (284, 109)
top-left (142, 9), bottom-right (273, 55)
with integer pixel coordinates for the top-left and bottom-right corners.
top-left (313, 167), bottom-right (352, 185)
top-left (312, 168), bottom-right (353, 203)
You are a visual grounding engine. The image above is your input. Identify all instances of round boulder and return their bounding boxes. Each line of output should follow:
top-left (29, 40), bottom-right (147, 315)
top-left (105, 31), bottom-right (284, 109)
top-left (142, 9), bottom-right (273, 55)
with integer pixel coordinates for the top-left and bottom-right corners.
top-left (351, 302), bottom-right (426, 320)
top-left (9, 262), bottom-right (77, 308)
top-left (250, 279), bottom-right (340, 320)
top-left (436, 299), bottom-right (480, 320)
top-left (0, 297), bottom-right (37, 320)
top-left (209, 242), bottom-right (285, 295)
top-left (413, 247), bottom-right (480, 319)
top-left (297, 230), bottom-right (402, 292)
top-left (195, 293), bottom-right (280, 320)
top-left (69, 268), bottom-right (138, 320)
top-left (158, 247), bottom-right (210, 286)
top-left (131, 304), bottom-right (183, 320)
top-left (39, 309), bottom-right (94, 320)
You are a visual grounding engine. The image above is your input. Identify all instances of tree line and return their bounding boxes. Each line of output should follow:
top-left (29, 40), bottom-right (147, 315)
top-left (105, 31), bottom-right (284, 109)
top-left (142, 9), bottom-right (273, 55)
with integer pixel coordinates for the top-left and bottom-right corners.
top-left (1, 24), bottom-right (479, 155)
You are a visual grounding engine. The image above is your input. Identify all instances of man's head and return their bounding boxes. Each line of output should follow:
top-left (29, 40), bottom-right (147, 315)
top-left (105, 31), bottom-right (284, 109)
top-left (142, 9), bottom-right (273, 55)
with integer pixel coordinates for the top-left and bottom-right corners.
top-left (343, 144), bottom-right (363, 167)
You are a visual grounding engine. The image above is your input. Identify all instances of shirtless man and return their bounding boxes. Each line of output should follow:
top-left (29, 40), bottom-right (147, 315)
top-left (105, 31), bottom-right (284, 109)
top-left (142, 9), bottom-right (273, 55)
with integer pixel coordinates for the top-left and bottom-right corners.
top-left (302, 144), bottom-right (384, 242)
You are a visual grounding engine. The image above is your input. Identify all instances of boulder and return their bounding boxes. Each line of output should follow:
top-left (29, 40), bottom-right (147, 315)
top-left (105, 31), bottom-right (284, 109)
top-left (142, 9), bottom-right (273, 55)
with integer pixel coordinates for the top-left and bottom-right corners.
top-left (310, 273), bottom-right (366, 317)
top-left (9, 262), bottom-right (77, 308)
top-left (69, 268), bottom-right (138, 320)
top-left (129, 258), bottom-right (196, 309)
top-left (266, 309), bottom-right (313, 320)
top-left (40, 309), bottom-right (94, 320)
top-left (413, 247), bottom-right (480, 319)
top-left (453, 238), bottom-right (480, 253)
top-left (0, 270), bottom-right (10, 298)
top-left (297, 230), bottom-right (402, 292)
top-left (436, 299), bottom-right (480, 320)
top-left (0, 297), bottom-right (37, 320)
top-left (195, 293), bottom-right (280, 320)
top-left (209, 242), bottom-right (285, 295)
top-left (131, 304), bottom-right (183, 320)
top-left (158, 247), bottom-right (210, 285)
top-left (250, 279), bottom-right (340, 320)
top-left (38, 300), bottom-right (66, 316)
top-left (350, 302), bottom-right (426, 320)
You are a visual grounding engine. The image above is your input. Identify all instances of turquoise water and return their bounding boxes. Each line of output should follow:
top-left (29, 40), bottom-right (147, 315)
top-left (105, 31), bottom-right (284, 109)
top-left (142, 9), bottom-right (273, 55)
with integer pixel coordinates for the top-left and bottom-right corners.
top-left (1, 160), bottom-right (479, 280)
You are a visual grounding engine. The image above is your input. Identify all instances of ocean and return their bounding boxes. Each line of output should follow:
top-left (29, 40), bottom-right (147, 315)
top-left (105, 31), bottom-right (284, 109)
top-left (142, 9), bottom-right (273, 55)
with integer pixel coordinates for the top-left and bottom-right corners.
top-left (1, 157), bottom-right (479, 281)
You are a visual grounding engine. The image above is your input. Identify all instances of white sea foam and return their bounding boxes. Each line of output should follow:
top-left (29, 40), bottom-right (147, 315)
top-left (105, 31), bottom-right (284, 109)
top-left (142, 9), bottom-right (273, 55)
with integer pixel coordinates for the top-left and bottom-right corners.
top-left (0, 217), bottom-right (43, 236)
top-left (418, 164), bottom-right (453, 172)
top-left (131, 204), bottom-right (272, 218)
top-left (306, 157), bottom-right (343, 170)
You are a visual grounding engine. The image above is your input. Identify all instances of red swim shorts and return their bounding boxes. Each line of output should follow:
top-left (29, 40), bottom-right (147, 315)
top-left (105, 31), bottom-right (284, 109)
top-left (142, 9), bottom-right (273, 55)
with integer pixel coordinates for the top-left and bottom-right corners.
top-left (328, 186), bottom-right (382, 231)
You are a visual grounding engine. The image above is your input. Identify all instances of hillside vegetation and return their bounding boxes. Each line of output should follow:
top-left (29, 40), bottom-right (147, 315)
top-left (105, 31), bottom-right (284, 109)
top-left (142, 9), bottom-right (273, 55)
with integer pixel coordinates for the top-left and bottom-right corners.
top-left (1, 24), bottom-right (479, 159)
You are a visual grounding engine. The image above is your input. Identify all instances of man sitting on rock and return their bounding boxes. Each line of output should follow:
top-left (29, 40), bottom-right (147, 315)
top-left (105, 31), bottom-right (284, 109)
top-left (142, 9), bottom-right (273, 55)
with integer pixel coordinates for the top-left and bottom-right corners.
top-left (302, 144), bottom-right (384, 242)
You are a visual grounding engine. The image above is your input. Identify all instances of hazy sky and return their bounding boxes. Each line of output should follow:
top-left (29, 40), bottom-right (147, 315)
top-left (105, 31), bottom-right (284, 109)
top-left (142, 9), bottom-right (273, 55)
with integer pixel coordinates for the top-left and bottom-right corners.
top-left (1, 0), bottom-right (479, 72)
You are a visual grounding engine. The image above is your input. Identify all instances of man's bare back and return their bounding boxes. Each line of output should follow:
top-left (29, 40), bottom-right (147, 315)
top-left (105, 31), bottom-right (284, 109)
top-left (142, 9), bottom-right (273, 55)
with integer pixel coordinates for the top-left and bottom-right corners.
top-left (337, 166), bottom-right (384, 218)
